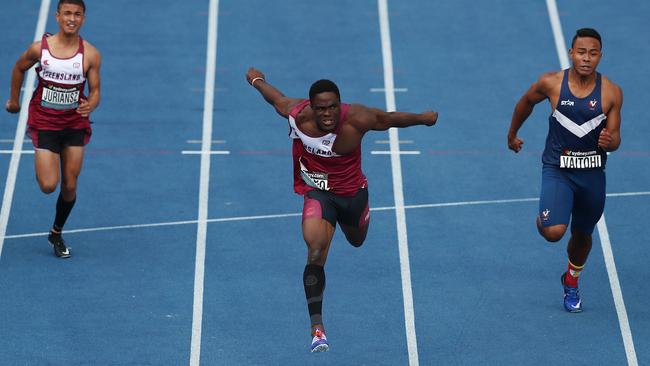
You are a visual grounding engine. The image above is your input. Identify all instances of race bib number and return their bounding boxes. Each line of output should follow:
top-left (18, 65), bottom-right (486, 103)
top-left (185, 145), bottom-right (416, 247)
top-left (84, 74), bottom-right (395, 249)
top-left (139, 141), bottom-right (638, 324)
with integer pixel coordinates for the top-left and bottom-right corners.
top-left (560, 150), bottom-right (602, 169)
top-left (41, 84), bottom-right (80, 110)
top-left (299, 157), bottom-right (329, 190)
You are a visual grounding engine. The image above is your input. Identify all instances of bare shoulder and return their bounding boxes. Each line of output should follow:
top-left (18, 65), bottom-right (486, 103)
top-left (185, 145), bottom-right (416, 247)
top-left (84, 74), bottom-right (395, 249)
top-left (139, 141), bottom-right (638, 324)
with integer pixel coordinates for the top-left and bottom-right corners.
top-left (602, 75), bottom-right (622, 95)
top-left (346, 103), bottom-right (378, 131)
top-left (601, 75), bottom-right (623, 105)
top-left (347, 103), bottom-right (373, 120)
top-left (83, 40), bottom-right (101, 63)
top-left (25, 41), bottom-right (42, 60)
top-left (537, 70), bottom-right (562, 90)
top-left (347, 103), bottom-right (374, 119)
top-left (287, 98), bottom-right (308, 118)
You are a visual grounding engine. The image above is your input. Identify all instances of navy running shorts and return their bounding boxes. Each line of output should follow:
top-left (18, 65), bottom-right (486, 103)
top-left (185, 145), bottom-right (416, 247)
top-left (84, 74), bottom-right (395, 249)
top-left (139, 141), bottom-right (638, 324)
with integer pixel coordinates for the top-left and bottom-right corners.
top-left (538, 164), bottom-right (606, 235)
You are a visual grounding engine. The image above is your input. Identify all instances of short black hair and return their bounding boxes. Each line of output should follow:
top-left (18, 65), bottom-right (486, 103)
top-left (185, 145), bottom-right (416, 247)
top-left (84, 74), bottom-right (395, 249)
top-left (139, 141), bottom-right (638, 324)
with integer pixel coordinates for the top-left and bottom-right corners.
top-left (309, 79), bottom-right (340, 101)
top-left (58, 0), bottom-right (86, 13)
top-left (571, 28), bottom-right (601, 49)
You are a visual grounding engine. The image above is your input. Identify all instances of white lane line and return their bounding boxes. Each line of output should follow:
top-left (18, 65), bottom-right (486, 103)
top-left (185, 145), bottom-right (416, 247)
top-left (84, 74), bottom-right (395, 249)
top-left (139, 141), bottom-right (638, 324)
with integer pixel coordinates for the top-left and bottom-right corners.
top-left (0, 150), bottom-right (35, 154)
top-left (190, 0), bottom-right (219, 364)
top-left (545, 2), bottom-right (637, 365)
top-left (607, 191), bottom-right (650, 198)
top-left (371, 151), bottom-right (420, 155)
top-left (378, 1), bottom-right (419, 365)
top-left (0, 0), bottom-right (50, 261)
top-left (597, 215), bottom-right (637, 366)
top-left (375, 140), bottom-right (414, 144)
top-left (403, 197), bottom-right (538, 210)
top-left (545, 0), bottom-right (570, 69)
top-left (182, 150), bottom-right (230, 155)
top-left (370, 87), bottom-right (408, 92)
top-left (3, 191), bottom-right (648, 241)
top-left (0, 139), bottom-right (30, 143)
top-left (186, 140), bottom-right (226, 144)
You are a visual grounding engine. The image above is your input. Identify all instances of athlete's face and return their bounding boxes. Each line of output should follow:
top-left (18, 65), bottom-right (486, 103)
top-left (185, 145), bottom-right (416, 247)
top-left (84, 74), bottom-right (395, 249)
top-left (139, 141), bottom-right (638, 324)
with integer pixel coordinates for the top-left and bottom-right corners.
top-left (56, 4), bottom-right (85, 36)
top-left (569, 37), bottom-right (602, 76)
top-left (311, 92), bottom-right (341, 133)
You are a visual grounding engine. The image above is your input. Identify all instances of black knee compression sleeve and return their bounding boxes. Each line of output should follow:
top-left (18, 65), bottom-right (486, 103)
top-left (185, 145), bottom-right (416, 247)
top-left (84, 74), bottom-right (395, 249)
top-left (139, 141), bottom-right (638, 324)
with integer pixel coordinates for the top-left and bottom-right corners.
top-left (303, 264), bottom-right (326, 326)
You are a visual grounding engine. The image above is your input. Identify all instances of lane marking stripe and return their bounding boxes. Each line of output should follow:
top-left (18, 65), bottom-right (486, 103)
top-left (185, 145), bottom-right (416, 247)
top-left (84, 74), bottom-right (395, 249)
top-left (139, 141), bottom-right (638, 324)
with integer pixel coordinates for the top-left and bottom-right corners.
top-left (2, 192), bottom-right (648, 240)
top-left (190, 0), bottom-right (219, 365)
top-left (0, 0), bottom-right (51, 260)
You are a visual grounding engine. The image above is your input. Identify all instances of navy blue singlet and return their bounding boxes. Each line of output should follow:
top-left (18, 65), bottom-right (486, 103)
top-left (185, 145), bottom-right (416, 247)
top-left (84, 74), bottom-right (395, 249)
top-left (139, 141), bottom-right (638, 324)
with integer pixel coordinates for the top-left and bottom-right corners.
top-left (542, 69), bottom-right (607, 169)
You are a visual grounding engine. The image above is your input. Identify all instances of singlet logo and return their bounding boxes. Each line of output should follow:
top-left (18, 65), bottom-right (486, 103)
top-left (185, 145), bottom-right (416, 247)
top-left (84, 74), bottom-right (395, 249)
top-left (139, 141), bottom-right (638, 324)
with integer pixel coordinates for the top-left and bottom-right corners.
top-left (43, 59), bottom-right (50, 66)
top-left (589, 100), bottom-right (598, 109)
top-left (41, 70), bottom-right (82, 82)
top-left (560, 100), bottom-right (574, 106)
top-left (322, 140), bottom-right (331, 146)
top-left (541, 209), bottom-right (550, 221)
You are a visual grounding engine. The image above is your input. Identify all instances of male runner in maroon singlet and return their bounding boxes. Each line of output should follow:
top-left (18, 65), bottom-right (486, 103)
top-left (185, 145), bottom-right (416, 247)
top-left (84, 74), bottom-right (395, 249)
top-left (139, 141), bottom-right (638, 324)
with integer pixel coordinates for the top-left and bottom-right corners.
top-left (508, 28), bottom-right (622, 312)
top-left (246, 67), bottom-right (438, 352)
top-left (6, 0), bottom-right (101, 258)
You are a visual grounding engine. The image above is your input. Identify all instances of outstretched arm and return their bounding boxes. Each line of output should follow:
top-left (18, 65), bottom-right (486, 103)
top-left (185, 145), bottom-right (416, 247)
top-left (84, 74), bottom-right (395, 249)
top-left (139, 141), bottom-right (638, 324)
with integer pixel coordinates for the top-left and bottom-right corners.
top-left (5, 42), bottom-right (41, 113)
top-left (246, 67), bottom-right (302, 118)
top-left (507, 74), bottom-right (551, 152)
top-left (355, 106), bottom-right (438, 132)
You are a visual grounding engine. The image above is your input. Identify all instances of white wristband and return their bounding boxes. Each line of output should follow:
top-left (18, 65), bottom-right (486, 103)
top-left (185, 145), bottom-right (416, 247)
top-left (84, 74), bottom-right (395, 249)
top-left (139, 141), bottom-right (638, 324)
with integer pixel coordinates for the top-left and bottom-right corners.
top-left (250, 77), bottom-right (265, 87)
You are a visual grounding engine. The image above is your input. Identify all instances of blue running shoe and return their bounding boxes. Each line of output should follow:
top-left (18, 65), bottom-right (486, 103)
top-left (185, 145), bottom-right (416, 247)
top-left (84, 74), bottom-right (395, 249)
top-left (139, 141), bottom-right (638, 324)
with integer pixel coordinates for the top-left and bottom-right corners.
top-left (310, 328), bottom-right (329, 353)
top-left (561, 272), bottom-right (582, 313)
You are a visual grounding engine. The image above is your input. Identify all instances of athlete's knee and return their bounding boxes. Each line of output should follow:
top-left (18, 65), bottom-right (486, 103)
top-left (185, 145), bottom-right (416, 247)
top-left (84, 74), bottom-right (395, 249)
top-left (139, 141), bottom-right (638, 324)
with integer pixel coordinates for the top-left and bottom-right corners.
top-left (36, 178), bottom-right (58, 194)
top-left (539, 226), bottom-right (566, 242)
top-left (60, 181), bottom-right (78, 197)
top-left (536, 217), bottom-right (567, 242)
top-left (39, 184), bottom-right (57, 194)
top-left (307, 248), bottom-right (326, 265)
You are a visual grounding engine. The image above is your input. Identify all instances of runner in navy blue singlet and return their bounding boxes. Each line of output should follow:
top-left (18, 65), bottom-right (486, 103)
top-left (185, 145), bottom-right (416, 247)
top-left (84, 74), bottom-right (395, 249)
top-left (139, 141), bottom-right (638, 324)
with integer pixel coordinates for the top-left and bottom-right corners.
top-left (507, 28), bottom-right (623, 312)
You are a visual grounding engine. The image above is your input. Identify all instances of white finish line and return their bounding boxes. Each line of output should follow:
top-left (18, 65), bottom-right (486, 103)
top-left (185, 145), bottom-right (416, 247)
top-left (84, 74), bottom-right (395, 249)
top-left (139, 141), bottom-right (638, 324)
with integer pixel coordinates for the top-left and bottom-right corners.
top-left (3, 191), bottom-right (648, 241)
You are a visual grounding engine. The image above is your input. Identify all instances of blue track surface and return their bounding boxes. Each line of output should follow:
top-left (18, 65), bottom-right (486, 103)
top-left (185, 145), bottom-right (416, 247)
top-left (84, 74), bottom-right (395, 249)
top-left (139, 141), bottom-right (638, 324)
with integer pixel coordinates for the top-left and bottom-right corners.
top-left (1, 1), bottom-right (648, 365)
